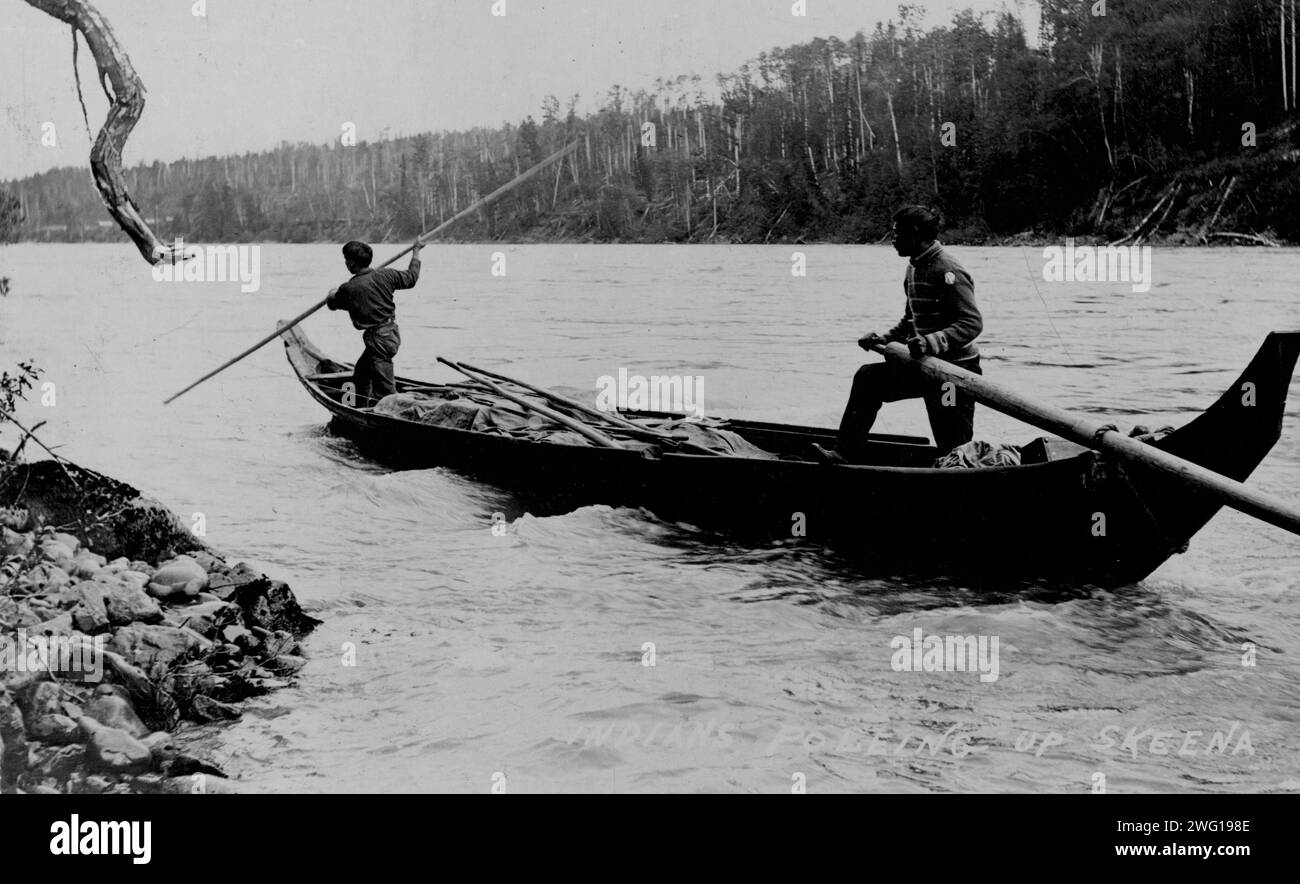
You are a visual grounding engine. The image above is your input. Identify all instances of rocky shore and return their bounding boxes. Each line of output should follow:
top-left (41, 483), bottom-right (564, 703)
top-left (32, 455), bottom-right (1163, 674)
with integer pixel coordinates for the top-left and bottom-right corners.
top-left (0, 456), bottom-right (318, 794)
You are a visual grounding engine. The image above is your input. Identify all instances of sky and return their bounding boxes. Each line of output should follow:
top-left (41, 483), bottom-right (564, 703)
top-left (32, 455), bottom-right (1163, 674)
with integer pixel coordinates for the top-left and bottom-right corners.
top-left (1, 0), bottom-right (1040, 180)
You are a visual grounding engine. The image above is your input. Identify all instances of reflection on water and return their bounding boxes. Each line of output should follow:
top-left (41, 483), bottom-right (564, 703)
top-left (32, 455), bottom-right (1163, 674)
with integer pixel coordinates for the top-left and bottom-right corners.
top-left (2, 243), bottom-right (1298, 793)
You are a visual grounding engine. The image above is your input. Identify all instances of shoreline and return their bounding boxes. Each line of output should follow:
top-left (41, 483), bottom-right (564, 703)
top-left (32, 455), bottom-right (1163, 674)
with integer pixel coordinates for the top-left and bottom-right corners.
top-left (10, 230), bottom-right (1295, 249)
top-left (0, 454), bottom-right (318, 794)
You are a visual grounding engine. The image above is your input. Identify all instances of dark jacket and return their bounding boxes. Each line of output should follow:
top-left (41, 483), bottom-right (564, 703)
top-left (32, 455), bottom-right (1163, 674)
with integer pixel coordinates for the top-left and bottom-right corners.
top-left (327, 255), bottom-right (421, 330)
top-left (885, 242), bottom-right (982, 361)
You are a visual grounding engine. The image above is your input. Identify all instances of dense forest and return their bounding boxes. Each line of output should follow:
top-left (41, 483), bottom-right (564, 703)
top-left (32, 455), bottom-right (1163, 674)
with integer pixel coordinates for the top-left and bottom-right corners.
top-left (4, 0), bottom-right (1300, 247)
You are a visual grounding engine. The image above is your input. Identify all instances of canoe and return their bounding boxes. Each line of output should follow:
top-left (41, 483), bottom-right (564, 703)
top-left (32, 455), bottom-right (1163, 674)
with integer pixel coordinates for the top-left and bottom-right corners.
top-left (280, 323), bottom-right (1300, 587)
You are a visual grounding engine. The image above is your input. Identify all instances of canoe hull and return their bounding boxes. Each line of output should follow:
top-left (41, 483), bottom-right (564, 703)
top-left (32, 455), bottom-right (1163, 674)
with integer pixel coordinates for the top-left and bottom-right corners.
top-left (282, 324), bottom-right (1300, 587)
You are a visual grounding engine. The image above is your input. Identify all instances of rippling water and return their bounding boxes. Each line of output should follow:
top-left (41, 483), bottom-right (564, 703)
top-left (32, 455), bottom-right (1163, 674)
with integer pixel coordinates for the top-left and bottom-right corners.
top-left (2, 242), bottom-right (1298, 793)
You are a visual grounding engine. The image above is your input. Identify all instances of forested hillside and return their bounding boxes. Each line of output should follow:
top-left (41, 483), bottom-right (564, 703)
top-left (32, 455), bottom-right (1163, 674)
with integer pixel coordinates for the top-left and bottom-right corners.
top-left (4, 0), bottom-right (1300, 246)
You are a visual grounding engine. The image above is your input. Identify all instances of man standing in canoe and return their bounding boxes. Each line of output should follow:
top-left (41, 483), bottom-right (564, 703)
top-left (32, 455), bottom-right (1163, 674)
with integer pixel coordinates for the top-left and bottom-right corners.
top-left (327, 240), bottom-right (422, 407)
top-left (831, 206), bottom-right (984, 461)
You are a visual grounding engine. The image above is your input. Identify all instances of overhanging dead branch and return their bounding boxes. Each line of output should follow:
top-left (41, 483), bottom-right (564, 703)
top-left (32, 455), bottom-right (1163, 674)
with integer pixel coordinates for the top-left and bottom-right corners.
top-left (24, 0), bottom-right (172, 265)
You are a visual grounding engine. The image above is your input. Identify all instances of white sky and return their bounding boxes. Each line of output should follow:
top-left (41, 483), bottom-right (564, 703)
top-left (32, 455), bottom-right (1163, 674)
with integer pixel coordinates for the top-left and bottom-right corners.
top-left (1, 0), bottom-right (1040, 180)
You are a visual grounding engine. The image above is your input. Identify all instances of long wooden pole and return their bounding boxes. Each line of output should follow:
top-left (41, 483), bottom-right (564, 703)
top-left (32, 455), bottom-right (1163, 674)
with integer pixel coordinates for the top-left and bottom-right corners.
top-left (162, 299), bottom-right (329, 404)
top-left (437, 358), bottom-right (624, 450)
top-left (871, 342), bottom-right (1300, 537)
top-left (163, 141), bottom-right (581, 405)
top-left (455, 360), bottom-right (718, 455)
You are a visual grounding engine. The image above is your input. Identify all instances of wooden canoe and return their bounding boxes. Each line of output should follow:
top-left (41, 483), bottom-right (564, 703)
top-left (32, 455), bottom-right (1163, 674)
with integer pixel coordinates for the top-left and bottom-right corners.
top-left (280, 323), bottom-right (1300, 587)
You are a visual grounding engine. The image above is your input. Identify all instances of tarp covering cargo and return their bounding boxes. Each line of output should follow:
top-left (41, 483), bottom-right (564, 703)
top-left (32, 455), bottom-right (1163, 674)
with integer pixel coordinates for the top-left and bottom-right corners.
top-left (375, 388), bottom-right (777, 458)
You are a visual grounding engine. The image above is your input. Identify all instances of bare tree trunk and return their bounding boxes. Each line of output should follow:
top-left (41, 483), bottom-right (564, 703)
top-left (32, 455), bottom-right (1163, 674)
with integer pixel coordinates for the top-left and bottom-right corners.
top-left (710, 170), bottom-right (718, 237)
top-left (25, 0), bottom-right (169, 263)
top-left (885, 92), bottom-right (902, 174)
top-left (854, 57), bottom-right (866, 161)
top-left (1088, 42), bottom-right (1115, 170)
top-left (924, 65), bottom-right (938, 195)
top-left (1284, 0), bottom-right (1291, 112)
top-left (1198, 176), bottom-right (1236, 243)
top-left (551, 155), bottom-right (564, 208)
top-left (1114, 47), bottom-right (1125, 143)
top-left (734, 115), bottom-right (742, 197)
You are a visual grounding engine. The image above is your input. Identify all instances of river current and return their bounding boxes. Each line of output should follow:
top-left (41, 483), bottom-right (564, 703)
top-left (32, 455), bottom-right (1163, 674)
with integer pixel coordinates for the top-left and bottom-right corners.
top-left (2, 242), bottom-right (1297, 793)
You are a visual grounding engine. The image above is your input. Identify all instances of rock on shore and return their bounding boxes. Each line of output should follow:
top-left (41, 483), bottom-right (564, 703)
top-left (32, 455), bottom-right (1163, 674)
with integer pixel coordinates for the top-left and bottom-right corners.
top-left (0, 456), bottom-right (319, 794)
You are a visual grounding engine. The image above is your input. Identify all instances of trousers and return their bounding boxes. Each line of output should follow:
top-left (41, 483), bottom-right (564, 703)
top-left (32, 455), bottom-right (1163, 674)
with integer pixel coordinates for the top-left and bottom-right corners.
top-left (837, 355), bottom-right (982, 458)
top-left (352, 321), bottom-right (401, 407)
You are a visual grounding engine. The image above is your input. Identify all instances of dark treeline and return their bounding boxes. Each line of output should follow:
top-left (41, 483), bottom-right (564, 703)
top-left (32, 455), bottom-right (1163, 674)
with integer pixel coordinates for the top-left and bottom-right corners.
top-left (4, 0), bottom-right (1300, 247)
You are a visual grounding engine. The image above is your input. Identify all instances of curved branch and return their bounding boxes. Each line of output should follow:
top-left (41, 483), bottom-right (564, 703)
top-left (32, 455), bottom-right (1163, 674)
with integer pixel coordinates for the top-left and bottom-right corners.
top-left (24, 0), bottom-right (171, 264)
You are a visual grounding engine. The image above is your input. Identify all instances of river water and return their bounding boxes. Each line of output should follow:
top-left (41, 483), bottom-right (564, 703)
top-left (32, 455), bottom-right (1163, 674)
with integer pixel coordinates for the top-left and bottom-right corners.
top-left (2, 242), bottom-right (1298, 793)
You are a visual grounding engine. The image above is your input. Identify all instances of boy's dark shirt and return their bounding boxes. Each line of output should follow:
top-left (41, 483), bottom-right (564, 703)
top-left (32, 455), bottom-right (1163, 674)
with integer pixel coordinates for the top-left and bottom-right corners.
top-left (327, 255), bottom-right (421, 330)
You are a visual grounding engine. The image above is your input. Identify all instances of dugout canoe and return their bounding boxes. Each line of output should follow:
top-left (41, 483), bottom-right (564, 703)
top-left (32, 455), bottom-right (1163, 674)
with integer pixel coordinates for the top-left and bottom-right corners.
top-left (280, 323), bottom-right (1300, 587)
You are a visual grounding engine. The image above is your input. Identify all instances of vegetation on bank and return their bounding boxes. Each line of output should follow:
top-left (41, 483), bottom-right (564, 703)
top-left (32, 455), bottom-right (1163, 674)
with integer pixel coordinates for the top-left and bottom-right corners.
top-left (3, 0), bottom-right (1300, 247)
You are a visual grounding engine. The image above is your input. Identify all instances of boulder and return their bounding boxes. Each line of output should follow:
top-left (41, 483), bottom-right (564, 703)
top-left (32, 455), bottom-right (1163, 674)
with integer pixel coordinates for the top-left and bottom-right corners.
top-left (69, 583), bottom-right (110, 635)
top-left (109, 624), bottom-right (211, 669)
top-left (66, 772), bottom-right (114, 794)
top-left (25, 596), bottom-right (57, 617)
top-left (146, 577), bottom-right (205, 603)
top-left (128, 561), bottom-right (155, 578)
top-left (226, 576), bottom-right (320, 635)
top-left (28, 612), bottom-right (74, 638)
top-left (1, 526), bottom-right (33, 557)
top-left (16, 681), bottom-right (63, 720)
top-left (155, 772), bottom-right (242, 794)
top-left (101, 579), bottom-right (163, 626)
top-left (190, 551), bottom-right (226, 574)
top-left (0, 601), bottom-right (41, 630)
top-left (28, 743), bottom-right (83, 780)
top-left (0, 687), bottom-right (28, 790)
top-left (78, 717), bottom-right (150, 775)
top-left (70, 554), bottom-right (103, 581)
top-left (141, 731), bottom-right (178, 772)
top-left (206, 562), bottom-right (262, 600)
top-left (266, 654), bottom-right (307, 676)
top-left (21, 563), bottom-right (71, 595)
top-left (27, 782), bottom-right (64, 795)
top-left (118, 570), bottom-right (151, 589)
top-left (98, 649), bottom-right (153, 698)
top-left (39, 539), bottom-right (76, 571)
top-left (191, 695), bottom-right (242, 722)
top-left (172, 601), bottom-right (242, 638)
top-left (151, 555), bottom-right (205, 589)
top-left (84, 685), bottom-right (149, 738)
top-left (27, 713), bottom-right (80, 745)
top-left (193, 673), bottom-right (269, 704)
top-left (51, 532), bottom-right (81, 553)
top-left (220, 624), bottom-right (251, 646)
